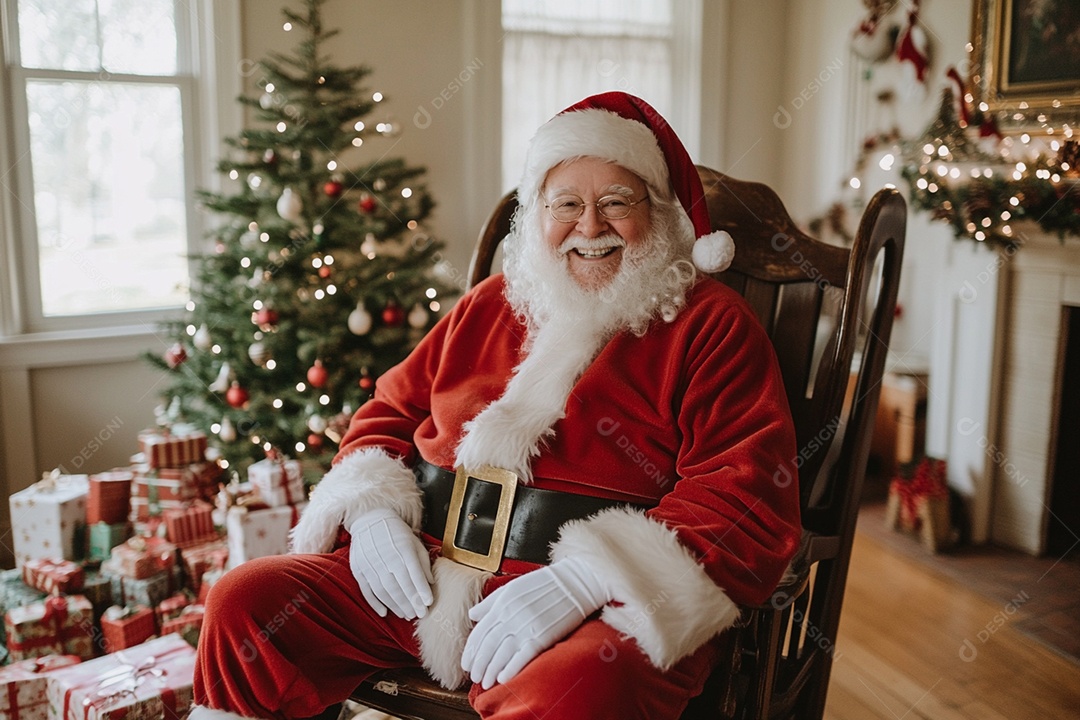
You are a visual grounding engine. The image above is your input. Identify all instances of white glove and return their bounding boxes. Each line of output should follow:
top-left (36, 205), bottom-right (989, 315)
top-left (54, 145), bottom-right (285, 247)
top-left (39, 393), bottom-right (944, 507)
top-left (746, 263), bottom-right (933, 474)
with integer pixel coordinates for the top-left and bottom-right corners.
top-left (461, 556), bottom-right (609, 688)
top-left (348, 508), bottom-right (434, 620)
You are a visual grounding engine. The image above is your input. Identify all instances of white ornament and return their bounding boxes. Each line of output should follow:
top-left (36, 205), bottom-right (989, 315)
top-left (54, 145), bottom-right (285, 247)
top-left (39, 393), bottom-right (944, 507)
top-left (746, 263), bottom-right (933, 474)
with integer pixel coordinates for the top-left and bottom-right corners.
top-left (307, 414), bottom-right (328, 433)
top-left (248, 341), bottom-right (269, 366)
top-left (360, 233), bottom-right (378, 256)
top-left (348, 305), bottom-right (373, 335)
top-left (407, 303), bottom-right (428, 329)
top-left (277, 187), bottom-right (303, 222)
top-left (193, 324), bottom-right (212, 351)
top-left (259, 92), bottom-right (275, 110)
top-left (209, 362), bottom-right (232, 393)
top-left (219, 416), bottom-right (237, 442)
top-left (248, 266), bottom-right (265, 288)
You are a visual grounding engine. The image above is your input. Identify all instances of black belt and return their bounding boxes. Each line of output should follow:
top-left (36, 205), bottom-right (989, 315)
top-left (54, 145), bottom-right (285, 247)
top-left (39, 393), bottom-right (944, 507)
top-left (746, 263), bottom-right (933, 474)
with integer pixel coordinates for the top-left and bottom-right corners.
top-left (414, 459), bottom-right (654, 569)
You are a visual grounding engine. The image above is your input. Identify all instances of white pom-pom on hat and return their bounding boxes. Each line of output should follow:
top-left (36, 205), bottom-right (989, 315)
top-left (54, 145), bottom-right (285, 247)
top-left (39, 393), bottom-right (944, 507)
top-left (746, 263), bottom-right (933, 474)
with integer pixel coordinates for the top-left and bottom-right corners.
top-left (692, 231), bottom-right (735, 273)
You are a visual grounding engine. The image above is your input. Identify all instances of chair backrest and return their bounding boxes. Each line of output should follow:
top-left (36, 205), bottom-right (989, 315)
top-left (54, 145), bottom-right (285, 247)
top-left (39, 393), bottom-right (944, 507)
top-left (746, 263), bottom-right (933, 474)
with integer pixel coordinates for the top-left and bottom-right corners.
top-left (352, 166), bottom-right (906, 720)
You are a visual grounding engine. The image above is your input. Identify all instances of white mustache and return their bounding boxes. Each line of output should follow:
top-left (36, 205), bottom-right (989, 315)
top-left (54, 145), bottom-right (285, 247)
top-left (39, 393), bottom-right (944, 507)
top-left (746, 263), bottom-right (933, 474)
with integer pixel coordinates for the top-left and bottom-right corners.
top-left (558, 235), bottom-right (627, 256)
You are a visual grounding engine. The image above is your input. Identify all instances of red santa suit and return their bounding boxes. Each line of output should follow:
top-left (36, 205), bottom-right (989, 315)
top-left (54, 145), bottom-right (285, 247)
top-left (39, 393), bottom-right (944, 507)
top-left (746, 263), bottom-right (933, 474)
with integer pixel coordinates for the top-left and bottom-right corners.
top-left (193, 92), bottom-right (800, 720)
top-left (193, 272), bottom-right (800, 719)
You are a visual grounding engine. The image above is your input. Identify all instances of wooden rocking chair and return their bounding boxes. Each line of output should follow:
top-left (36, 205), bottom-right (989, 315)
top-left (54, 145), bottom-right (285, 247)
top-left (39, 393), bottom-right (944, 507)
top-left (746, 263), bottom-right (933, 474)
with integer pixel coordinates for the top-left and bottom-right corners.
top-left (349, 166), bottom-right (907, 720)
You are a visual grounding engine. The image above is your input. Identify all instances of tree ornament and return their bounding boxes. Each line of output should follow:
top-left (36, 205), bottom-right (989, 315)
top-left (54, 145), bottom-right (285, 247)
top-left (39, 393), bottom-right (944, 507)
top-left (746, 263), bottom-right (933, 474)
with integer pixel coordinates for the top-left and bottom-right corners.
top-left (306, 433), bottom-right (324, 451)
top-left (263, 148), bottom-right (278, 166)
top-left (359, 367), bottom-right (375, 391)
top-left (248, 266), bottom-right (265, 289)
top-left (318, 265), bottom-right (332, 279)
top-left (358, 193), bottom-right (377, 214)
top-left (239, 229), bottom-right (260, 249)
top-left (193, 324), bottom-right (212, 351)
top-left (259, 92), bottom-right (276, 110)
top-left (277, 187), bottom-right (304, 222)
top-left (360, 233), bottom-right (378, 256)
top-left (381, 301), bottom-right (405, 327)
top-left (209, 362), bottom-right (232, 393)
top-left (347, 304), bottom-right (373, 335)
top-left (306, 360), bottom-right (329, 388)
top-left (307, 414), bottom-right (328, 433)
top-left (373, 178), bottom-right (387, 192)
top-left (219, 416), bottom-right (237, 442)
top-left (165, 343), bottom-right (187, 369)
top-left (226, 382), bottom-right (249, 409)
top-left (407, 303), bottom-right (428, 329)
top-left (323, 179), bottom-right (343, 198)
top-left (253, 307), bottom-right (280, 331)
top-left (248, 341), bottom-right (270, 366)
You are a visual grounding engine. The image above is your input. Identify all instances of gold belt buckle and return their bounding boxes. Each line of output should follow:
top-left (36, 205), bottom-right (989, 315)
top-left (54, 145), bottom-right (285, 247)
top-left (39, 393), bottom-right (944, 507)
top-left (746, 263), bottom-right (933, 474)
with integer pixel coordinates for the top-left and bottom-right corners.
top-left (442, 465), bottom-right (518, 572)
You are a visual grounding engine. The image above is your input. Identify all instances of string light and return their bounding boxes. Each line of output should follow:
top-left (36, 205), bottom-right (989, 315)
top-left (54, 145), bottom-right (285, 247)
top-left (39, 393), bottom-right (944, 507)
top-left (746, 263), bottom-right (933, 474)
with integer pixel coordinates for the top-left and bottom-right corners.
top-left (354, 121), bottom-right (365, 131)
top-left (266, 359), bottom-right (277, 370)
top-left (186, 325), bottom-right (196, 336)
top-left (295, 442), bottom-right (306, 453)
top-left (240, 257), bottom-right (251, 268)
top-left (212, 344), bottom-right (221, 354)
top-left (327, 160), bottom-right (337, 171)
top-left (265, 83), bottom-right (276, 93)
top-left (401, 188), bottom-right (413, 198)
top-left (319, 394), bottom-right (330, 405)
top-left (296, 382), bottom-right (306, 391)
top-left (372, 92), bottom-right (383, 102)
top-left (186, 301), bottom-right (196, 311)
top-left (273, 399), bottom-right (283, 409)
top-left (425, 288), bottom-right (437, 298)
top-left (352, 138), bottom-right (363, 147)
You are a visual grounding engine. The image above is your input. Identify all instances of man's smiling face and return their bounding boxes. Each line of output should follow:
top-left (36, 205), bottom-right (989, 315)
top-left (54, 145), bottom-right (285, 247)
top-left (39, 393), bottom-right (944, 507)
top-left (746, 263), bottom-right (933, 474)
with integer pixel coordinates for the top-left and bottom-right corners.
top-left (540, 157), bottom-right (651, 292)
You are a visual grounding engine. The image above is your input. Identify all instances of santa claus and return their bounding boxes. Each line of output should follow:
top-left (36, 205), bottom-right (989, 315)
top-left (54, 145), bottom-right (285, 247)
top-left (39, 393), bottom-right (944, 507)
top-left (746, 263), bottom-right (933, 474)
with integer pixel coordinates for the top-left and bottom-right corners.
top-left (191, 92), bottom-right (801, 720)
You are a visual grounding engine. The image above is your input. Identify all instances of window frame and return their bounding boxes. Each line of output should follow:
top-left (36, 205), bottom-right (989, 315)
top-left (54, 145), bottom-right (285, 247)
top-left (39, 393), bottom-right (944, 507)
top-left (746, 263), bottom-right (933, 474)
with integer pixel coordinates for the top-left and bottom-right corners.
top-left (0, 0), bottom-right (239, 338)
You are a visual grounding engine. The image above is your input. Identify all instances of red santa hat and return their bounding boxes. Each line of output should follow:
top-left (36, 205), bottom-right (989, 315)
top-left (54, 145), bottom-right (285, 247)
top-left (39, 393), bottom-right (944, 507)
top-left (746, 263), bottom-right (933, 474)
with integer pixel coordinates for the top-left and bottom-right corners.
top-left (518, 92), bottom-right (735, 273)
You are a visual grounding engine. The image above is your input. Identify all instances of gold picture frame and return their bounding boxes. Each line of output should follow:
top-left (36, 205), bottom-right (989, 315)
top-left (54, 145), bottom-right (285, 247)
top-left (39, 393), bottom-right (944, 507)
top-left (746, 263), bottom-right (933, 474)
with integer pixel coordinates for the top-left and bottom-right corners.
top-left (970, 0), bottom-right (1080, 128)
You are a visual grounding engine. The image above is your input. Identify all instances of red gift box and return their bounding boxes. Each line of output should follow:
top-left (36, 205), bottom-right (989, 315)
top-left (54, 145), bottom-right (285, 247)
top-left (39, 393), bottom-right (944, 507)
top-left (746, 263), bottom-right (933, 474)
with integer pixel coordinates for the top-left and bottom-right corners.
top-left (100, 605), bottom-right (156, 653)
top-left (138, 429), bottom-right (208, 469)
top-left (3, 596), bottom-right (95, 662)
top-left (160, 605), bottom-right (203, 648)
top-left (133, 465), bottom-right (202, 503)
top-left (45, 634), bottom-right (196, 720)
top-left (154, 593), bottom-right (192, 627)
top-left (86, 470), bottom-right (133, 525)
top-left (22, 559), bottom-right (85, 595)
top-left (179, 539), bottom-right (228, 594)
top-left (163, 501), bottom-right (216, 548)
top-left (109, 536), bottom-right (177, 580)
top-left (129, 496), bottom-right (186, 522)
top-left (0, 654), bottom-right (82, 720)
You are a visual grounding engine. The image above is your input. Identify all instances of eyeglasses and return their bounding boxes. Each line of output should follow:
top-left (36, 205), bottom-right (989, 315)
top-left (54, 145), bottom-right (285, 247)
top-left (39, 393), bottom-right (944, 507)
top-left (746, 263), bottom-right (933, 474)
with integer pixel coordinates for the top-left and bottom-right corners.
top-left (542, 193), bottom-right (648, 223)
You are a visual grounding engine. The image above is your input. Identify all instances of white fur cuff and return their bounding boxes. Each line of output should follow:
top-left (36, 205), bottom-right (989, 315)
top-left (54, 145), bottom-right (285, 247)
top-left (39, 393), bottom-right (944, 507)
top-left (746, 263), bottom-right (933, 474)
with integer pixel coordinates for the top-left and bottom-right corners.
top-left (288, 448), bottom-right (422, 555)
top-left (414, 557), bottom-right (491, 689)
top-left (550, 507), bottom-right (739, 670)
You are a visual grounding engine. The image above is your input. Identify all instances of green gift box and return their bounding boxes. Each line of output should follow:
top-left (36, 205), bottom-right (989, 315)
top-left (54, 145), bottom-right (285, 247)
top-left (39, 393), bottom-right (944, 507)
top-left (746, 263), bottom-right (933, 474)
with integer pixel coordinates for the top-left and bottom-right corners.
top-left (87, 522), bottom-right (129, 562)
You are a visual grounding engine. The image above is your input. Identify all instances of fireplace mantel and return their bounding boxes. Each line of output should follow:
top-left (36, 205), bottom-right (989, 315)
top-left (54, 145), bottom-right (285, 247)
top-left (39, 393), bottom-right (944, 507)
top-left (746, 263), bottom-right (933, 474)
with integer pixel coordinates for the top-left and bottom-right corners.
top-left (926, 224), bottom-right (1080, 554)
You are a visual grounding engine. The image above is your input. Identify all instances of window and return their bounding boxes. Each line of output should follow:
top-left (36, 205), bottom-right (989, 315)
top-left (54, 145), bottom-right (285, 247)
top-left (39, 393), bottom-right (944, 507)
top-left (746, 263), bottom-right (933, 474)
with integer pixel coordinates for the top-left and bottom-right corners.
top-left (501, 0), bottom-right (701, 191)
top-left (2, 0), bottom-right (204, 325)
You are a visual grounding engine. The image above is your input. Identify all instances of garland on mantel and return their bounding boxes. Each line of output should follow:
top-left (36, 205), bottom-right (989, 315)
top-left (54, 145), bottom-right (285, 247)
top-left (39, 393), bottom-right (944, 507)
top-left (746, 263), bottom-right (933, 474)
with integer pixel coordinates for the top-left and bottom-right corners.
top-left (897, 87), bottom-right (1080, 251)
top-left (814, 81), bottom-right (1080, 253)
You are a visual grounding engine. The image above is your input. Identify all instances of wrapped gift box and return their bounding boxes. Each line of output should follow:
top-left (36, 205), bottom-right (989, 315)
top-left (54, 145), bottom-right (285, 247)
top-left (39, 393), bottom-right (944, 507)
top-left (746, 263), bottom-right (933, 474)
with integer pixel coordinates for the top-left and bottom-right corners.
top-left (160, 606), bottom-right (203, 648)
top-left (137, 429), bottom-right (207, 469)
top-left (129, 496), bottom-right (187, 523)
top-left (108, 537), bottom-right (177, 580)
top-left (0, 569), bottom-right (48, 636)
top-left (87, 522), bottom-right (130, 563)
top-left (22, 559), bottom-right (84, 595)
top-left (86, 471), bottom-right (133, 525)
top-left (79, 572), bottom-right (114, 614)
top-left (179, 539), bottom-right (228, 594)
top-left (247, 457), bottom-right (305, 508)
top-left (100, 565), bottom-right (175, 611)
top-left (226, 503), bottom-right (306, 569)
top-left (9, 472), bottom-right (89, 566)
top-left (197, 569), bottom-right (225, 605)
top-left (46, 633), bottom-right (196, 720)
top-left (4, 596), bottom-right (95, 662)
top-left (100, 606), bottom-right (156, 653)
top-left (162, 501), bottom-right (216, 548)
top-left (154, 593), bottom-right (192, 627)
top-left (0, 655), bottom-right (82, 720)
top-left (132, 465), bottom-right (201, 503)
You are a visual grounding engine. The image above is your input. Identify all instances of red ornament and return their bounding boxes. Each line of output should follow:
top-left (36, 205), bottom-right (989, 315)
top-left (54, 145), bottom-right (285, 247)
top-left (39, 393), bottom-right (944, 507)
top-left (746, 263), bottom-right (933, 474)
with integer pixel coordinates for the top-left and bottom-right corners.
top-left (306, 433), bottom-right (324, 450)
top-left (381, 301), bottom-right (405, 327)
top-left (323, 180), bottom-right (343, 198)
top-left (307, 360), bottom-right (329, 388)
top-left (252, 307), bottom-right (279, 330)
top-left (358, 193), bottom-right (377, 214)
top-left (226, 382), bottom-right (249, 409)
top-left (358, 369), bottom-right (375, 391)
top-left (165, 343), bottom-right (187, 369)
top-left (318, 266), bottom-right (332, 279)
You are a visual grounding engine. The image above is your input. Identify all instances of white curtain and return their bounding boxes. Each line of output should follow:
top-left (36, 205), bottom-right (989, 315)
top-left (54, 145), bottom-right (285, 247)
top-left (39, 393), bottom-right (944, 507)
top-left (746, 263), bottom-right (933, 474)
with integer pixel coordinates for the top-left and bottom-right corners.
top-left (501, 0), bottom-right (676, 192)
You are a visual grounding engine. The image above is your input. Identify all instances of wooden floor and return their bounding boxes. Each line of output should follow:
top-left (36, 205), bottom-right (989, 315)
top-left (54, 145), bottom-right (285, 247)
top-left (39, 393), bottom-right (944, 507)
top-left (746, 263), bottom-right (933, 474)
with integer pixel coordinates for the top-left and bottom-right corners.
top-left (824, 531), bottom-right (1080, 720)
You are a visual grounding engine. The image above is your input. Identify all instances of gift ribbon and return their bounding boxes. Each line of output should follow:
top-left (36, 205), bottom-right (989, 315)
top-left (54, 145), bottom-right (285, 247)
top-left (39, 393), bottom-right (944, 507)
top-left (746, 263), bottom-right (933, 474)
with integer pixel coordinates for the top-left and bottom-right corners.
top-left (270, 455), bottom-right (300, 526)
top-left (61, 644), bottom-right (188, 720)
top-left (2, 655), bottom-right (81, 720)
top-left (23, 560), bottom-right (82, 595)
top-left (891, 459), bottom-right (948, 527)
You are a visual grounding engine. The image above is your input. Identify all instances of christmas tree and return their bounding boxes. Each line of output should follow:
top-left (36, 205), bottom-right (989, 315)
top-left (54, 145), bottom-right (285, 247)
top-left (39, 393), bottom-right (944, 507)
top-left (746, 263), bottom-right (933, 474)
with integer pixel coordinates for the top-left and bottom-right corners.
top-left (146, 0), bottom-right (454, 475)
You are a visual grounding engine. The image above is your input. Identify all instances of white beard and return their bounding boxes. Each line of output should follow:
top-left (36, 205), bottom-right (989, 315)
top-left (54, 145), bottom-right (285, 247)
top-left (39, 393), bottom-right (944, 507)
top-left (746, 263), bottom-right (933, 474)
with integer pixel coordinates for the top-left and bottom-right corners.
top-left (453, 198), bottom-right (698, 481)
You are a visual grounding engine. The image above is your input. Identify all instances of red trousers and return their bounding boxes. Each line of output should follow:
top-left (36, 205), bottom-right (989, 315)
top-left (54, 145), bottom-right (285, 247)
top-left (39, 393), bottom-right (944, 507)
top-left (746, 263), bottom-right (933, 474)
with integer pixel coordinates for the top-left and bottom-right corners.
top-left (193, 547), bottom-right (720, 720)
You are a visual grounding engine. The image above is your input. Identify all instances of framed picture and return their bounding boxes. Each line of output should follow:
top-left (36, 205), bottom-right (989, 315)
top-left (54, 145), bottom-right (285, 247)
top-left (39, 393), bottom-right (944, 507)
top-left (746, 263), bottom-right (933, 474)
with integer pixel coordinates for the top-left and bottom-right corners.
top-left (970, 0), bottom-right (1080, 128)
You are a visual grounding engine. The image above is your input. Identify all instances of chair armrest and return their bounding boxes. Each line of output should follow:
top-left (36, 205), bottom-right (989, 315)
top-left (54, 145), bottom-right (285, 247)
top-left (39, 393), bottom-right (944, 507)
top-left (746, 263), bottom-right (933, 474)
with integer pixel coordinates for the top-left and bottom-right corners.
top-left (749, 530), bottom-right (839, 611)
